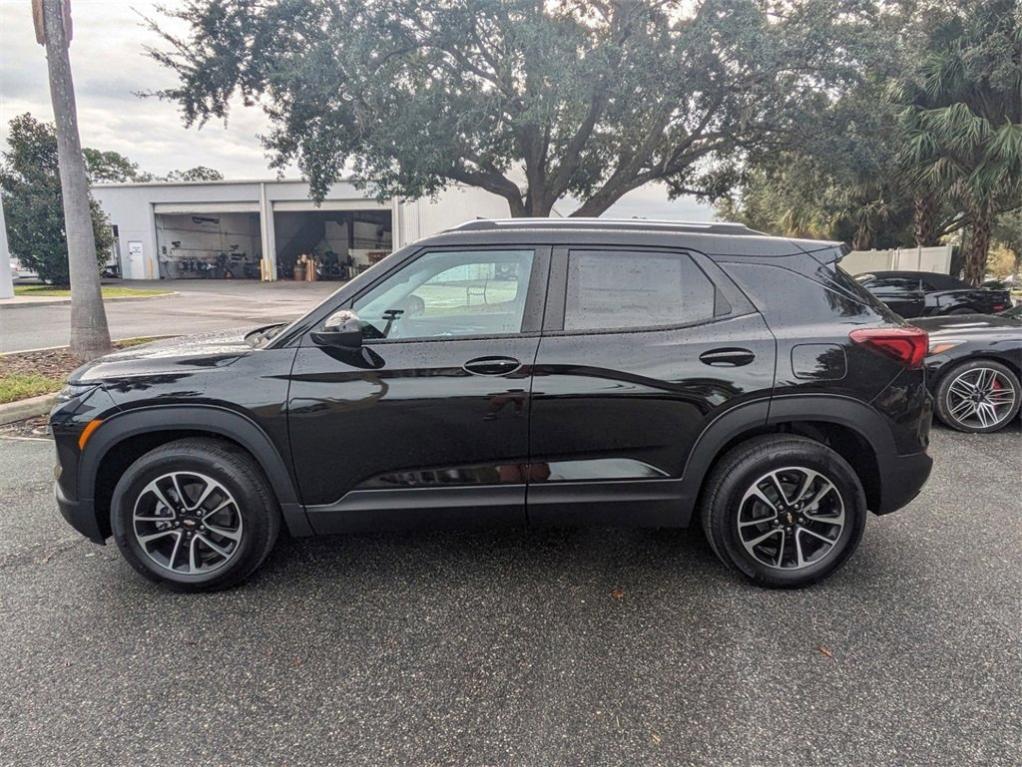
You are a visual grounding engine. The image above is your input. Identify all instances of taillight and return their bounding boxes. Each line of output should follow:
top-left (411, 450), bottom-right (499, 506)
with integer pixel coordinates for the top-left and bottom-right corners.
top-left (849, 327), bottom-right (929, 368)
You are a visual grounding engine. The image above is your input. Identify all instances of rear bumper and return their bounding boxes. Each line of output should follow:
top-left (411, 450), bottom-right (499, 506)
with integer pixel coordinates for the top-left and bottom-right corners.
top-left (874, 450), bottom-right (932, 515)
top-left (55, 482), bottom-right (105, 544)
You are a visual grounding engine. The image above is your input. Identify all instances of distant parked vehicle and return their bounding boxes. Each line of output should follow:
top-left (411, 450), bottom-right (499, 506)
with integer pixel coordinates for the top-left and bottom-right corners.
top-left (856, 270), bottom-right (1011, 318)
top-left (9, 257), bottom-right (39, 282)
top-left (912, 312), bottom-right (1022, 433)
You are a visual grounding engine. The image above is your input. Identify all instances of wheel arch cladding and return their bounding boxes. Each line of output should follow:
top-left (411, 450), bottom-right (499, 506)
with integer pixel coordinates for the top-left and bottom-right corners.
top-left (685, 397), bottom-right (886, 513)
top-left (83, 406), bottom-right (311, 539)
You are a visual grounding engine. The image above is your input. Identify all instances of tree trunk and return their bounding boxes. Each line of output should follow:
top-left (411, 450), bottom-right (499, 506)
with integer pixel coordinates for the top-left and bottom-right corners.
top-left (963, 203), bottom-right (993, 287)
top-left (913, 193), bottom-right (941, 246)
top-left (0, 194), bottom-right (13, 299)
top-left (568, 181), bottom-right (638, 218)
top-left (851, 217), bottom-right (873, 250)
top-left (42, 0), bottom-right (111, 360)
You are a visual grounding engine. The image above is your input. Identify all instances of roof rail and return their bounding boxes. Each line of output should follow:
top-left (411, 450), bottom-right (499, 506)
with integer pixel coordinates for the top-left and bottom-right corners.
top-left (446, 217), bottom-right (764, 236)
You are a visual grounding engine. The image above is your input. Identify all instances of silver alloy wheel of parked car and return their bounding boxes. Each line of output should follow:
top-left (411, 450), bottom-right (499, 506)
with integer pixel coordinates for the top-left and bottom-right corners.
top-left (132, 471), bottom-right (243, 575)
top-left (737, 467), bottom-right (846, 570)
top-left (943, 367), bottom-right (1018, 430)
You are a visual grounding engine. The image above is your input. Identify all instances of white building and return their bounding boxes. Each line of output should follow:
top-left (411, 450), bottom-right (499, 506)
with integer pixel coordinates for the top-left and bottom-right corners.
top-left (91, 178), bottom-right (512, 281)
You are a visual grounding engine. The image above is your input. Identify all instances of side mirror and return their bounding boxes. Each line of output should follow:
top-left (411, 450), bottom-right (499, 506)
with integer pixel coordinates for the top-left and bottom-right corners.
top-left (311, 309), bottom-right (363, 349)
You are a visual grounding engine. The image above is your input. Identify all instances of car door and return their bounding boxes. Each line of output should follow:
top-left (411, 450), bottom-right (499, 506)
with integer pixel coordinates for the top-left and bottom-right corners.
top-left (287, 246), bottom-right (549, 533)
top-left (527, 247), bottom-right (776, 527)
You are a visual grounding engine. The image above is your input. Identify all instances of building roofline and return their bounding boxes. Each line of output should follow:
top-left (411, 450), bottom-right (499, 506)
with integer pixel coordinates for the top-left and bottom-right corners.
top-left (91, 177), bottom-right (352, 189)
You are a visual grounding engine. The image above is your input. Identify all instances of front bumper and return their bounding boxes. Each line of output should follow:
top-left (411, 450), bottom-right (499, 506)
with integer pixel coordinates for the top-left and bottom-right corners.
top-left (55, 477), bottom-right (105, 544)
top-left (51, 385), bottom-right (119, 545)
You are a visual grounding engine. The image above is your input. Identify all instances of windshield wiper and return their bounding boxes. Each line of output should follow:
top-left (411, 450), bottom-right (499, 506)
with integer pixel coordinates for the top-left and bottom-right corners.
top-left (245, 322), bottom-right (287, 347)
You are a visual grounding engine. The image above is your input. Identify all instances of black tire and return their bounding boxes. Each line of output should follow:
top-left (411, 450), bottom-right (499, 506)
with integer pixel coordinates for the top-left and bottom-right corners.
top-left (700, 435), bottom-right (867, 588)
top-left (110, 438), bottom-right (281, 591)
top-left (934, 358), bottom-right (1021, 434)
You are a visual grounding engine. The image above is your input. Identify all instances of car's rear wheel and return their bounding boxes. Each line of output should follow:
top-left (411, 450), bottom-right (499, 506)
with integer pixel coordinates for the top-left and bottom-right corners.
top-left (110, 438), bottom-right (280, 591)
top-left (700, 436), bottom-right (867, 588)
top-left (935, 359), bottom-right (1021, 433)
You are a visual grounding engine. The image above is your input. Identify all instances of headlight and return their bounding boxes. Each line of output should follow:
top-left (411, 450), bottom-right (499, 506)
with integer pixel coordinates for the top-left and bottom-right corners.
top-left (927, 339), bottom-right (964, 356)
top-left (55, 383), bottom-right (100, 402)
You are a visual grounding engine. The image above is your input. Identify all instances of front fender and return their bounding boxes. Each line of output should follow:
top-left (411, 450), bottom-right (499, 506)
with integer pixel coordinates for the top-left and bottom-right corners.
top-left (80, 405), bottom-right (311, 537)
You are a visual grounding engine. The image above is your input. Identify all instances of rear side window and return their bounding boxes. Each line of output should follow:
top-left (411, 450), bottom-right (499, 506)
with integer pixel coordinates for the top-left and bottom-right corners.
top-left (831, 265), bottom-right (898, 305)
top-left (721, 260), bottom-right (902, 326)
top-left (827, 265), bottom-right (902, 321)
top-left (870, 276), bottom-right (919, 292)
top-left (564, 250), bottom-right (715, 331)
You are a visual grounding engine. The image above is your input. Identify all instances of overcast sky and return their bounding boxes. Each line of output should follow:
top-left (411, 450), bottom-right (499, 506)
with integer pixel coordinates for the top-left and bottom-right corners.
top-left (0, 0), bottom-right (713, 221)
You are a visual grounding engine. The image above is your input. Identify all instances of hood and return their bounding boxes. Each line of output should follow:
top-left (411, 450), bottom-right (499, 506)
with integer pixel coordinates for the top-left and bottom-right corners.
top-left (912, 314), bottom-right (1022, 337)
top-left (70, 327), bottom-right (258, 384)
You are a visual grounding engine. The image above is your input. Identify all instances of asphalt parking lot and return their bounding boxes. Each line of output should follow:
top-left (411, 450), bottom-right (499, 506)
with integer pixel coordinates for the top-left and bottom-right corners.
top-left (0, 423), bottom-right (1019, 767)
top-left (1, 280), bottom-right (336, 353)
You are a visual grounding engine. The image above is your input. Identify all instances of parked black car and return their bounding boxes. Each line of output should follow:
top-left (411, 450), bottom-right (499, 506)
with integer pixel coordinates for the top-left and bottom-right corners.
top-left (855, 270), bottom-right (1011, 318)
top-left (52, 219), bottom-right (933, 591)
top-left (912, 311), bottom-right (1022, 433)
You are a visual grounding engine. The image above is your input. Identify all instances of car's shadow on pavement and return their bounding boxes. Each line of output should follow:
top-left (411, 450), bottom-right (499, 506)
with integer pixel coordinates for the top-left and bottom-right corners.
top-left (258, 522), bottom-right (729, 594)
top-left (249, 420), bottom-right (1018, 597)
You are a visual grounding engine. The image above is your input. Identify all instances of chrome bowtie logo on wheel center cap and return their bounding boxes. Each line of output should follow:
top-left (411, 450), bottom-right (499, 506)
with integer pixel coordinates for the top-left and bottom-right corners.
top-left (182, 518), bottom-right (198, 529)
top-left (785, 511), bottom-right (795, 525)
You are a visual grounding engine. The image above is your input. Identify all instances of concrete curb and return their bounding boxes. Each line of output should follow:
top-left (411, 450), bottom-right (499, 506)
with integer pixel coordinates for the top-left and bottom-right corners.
top-left (0, 292), bottom-right (178, 310)
top-left (0, 393), bottom-right (58, 425)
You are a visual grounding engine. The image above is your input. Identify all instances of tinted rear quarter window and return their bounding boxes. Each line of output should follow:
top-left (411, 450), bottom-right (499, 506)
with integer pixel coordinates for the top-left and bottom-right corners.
top-left (720, 260), bottom-right (899, 325)
top-left (564, 250), bottom-right (716, 331)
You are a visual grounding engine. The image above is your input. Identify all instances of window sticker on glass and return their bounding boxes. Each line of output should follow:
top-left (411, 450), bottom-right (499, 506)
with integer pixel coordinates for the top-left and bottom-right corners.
top-left (564, 251), bottom-right (715, 331)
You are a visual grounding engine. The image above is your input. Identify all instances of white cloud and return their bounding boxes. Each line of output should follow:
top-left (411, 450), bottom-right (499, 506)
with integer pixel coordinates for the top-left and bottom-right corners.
top-left (0, 0), bottom-right (716, 220)
top-left (0, 0), bottom-right (273, 177)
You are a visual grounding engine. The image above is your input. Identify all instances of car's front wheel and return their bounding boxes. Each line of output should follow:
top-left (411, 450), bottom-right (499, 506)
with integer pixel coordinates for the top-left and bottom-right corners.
top-left (700, 436), bottom-right (867, 588)
top-left (110, 438), bottom-right (280, 591)
top-left (935, 359), bottom-right (1021, 433)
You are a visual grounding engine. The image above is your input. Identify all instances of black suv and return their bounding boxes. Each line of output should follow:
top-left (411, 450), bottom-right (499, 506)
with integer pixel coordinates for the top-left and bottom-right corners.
top-left (52, 219), bottom-right (933, 590)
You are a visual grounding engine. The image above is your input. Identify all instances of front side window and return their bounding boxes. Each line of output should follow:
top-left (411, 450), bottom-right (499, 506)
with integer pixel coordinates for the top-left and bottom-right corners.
top-left (563, 250), bottom-right (715, 331)
top-left (352, 249), bottom-right (534, 340)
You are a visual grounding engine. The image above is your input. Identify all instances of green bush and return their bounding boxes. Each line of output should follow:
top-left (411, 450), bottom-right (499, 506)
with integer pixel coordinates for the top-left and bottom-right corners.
top-left (0, 114), bottom-right (112, 285)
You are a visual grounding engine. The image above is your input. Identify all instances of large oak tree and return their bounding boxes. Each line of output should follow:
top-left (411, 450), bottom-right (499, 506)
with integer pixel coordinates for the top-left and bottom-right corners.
top-left (147, 0), bottom-right (879, 217)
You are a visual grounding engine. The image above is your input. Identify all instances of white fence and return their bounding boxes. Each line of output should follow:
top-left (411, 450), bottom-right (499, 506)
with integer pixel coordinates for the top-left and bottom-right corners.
top-left (841, 244), bottom-right (953, 276)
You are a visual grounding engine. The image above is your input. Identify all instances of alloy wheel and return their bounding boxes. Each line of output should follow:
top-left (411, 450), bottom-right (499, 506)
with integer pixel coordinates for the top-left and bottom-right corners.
top-left (132, 471), bottom-right (243, 575)
top-left (737, 466), bottom-right (845, 570)
top-left (944, 367), bottom-right (1017, 430)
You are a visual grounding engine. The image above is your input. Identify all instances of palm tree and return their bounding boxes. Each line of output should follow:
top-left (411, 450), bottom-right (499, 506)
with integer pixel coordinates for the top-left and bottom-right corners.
top-left (897, 0), bottom-right (1022, 285)
top-left (38, 0), bottom-right (112, 359)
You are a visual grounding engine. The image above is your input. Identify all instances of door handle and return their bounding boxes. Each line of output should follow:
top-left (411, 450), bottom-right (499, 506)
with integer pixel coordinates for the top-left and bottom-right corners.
top-left (699, 348), bottom-right (755, 367)
top-left (463, 356), bottom-right (522, 376)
